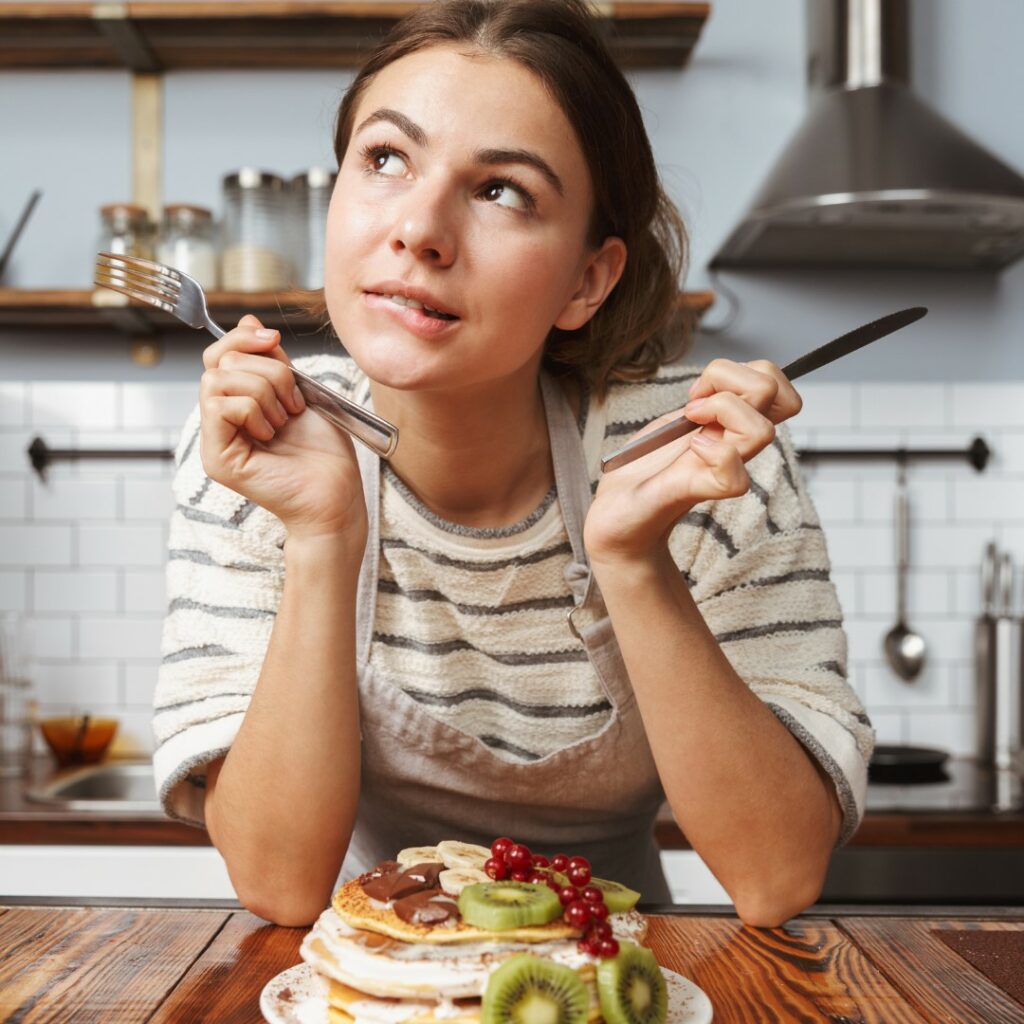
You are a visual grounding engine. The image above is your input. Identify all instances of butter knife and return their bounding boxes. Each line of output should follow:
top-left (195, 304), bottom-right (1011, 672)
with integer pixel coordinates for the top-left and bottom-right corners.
top-left (601, 306), bottom-right (928, 473)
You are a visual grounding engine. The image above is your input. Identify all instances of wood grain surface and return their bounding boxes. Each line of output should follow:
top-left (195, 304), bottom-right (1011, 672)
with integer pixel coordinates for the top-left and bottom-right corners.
top-left (1, 905), bottom-right (1022, 1022)
top-left (839, 918), bottom-right (1024, 1024)
top-left (0, 907), bottom-right (228, 1022)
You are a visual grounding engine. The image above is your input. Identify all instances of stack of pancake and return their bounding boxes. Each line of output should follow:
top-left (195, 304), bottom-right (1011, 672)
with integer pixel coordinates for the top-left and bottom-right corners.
top-left (299, 843), bottom-right (650, 1024)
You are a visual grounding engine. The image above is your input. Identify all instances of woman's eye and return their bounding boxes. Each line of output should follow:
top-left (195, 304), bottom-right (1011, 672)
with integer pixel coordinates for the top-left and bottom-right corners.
top-left (481, 182), bottom-right (529, 211)
top-left (370, 149), bottom-right (407, 177)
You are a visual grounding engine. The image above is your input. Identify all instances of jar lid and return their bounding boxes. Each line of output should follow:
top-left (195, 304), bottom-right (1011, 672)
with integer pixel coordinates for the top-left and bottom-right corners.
top-left (163, 204), bottom-right (214, 225)
top-left (223, 168), bottom-right (286, 190)
top-left (100, 202), bottom-right (151, 221)
top-left (291, 167), bottom-right (337, 190)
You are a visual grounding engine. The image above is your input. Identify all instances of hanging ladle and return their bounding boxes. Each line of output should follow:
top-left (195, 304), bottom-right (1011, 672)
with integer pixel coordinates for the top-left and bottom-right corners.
top-left (884, 460), bottom-right (927, 680)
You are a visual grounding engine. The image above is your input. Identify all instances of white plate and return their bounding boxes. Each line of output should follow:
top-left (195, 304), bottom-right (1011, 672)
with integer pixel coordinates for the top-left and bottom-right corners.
top-left (260, 963), bottom-right (713, 1024)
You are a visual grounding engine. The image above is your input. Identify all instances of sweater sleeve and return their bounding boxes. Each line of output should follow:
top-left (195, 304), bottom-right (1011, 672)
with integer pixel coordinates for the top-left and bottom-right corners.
top-left (668, 421), bottom-right (874, 846)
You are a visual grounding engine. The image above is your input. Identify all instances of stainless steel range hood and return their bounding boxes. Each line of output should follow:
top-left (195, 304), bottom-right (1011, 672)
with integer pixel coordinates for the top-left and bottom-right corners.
top-left (710, 0), bottom-right (1024, 271)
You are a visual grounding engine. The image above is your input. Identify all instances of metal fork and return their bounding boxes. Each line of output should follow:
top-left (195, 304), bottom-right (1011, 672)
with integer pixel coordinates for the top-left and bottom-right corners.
top-left (94, 251), bottom-right (398, 459)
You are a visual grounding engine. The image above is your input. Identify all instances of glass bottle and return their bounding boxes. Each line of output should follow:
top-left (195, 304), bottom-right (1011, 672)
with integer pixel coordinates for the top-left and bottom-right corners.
top-left (157, 203), bottom-right (219, 289)
top-left (220, 168), bottom-right (291, 291)
top-left (97, 203), bottom-right (156, 261)
top-left (290, 167), bottom-right (336, 289)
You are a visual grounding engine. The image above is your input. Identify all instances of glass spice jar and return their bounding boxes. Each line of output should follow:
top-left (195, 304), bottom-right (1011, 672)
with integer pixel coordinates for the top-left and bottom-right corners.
top-left (220, 168), bottom-right (291, 291)
top-left (157, 203), bottom-right (219, 290)
top-left (289, 167), bottom-right (336, 289)
top-left (97, 202), bottom-right (156, 261)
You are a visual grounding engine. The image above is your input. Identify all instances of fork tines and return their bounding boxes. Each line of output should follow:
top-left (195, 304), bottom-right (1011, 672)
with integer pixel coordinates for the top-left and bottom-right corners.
top-left (94, 251), bottom-right (182, 312)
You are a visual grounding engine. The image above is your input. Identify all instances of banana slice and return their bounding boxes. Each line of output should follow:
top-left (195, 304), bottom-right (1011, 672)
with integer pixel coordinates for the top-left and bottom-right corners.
top-left (436, 840), bottom-right (492, 871)
top-left (438, 867), bottom-right (490, 896)
top-left (396, 845), bottom-right (443, 867)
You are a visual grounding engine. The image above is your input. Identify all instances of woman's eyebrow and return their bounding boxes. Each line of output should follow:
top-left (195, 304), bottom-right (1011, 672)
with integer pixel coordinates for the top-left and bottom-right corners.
top-left (355, 107), bottom-right (564, 196)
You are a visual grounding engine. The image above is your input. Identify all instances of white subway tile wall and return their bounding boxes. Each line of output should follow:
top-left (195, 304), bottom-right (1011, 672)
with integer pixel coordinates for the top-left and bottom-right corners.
top-left (0, 379), bottom-right (1013, 758)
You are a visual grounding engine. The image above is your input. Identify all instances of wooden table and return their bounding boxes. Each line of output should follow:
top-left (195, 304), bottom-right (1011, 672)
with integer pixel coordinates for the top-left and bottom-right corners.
top-left (1, 901), bottom-right (1023, 1022)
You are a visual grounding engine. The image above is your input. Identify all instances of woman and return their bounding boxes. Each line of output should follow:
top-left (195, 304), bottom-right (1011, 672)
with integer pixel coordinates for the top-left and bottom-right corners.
top-left (154, 0), bottom-right (872, 928)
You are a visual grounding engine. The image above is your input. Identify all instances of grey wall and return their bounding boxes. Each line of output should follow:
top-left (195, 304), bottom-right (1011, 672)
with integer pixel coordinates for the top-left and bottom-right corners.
top-left (1, 0), bottom-right (1022, 381)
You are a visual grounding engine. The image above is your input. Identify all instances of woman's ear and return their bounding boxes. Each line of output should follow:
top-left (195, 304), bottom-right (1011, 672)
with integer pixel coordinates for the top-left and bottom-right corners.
top-left (554, 236), bottom-right (627, 332)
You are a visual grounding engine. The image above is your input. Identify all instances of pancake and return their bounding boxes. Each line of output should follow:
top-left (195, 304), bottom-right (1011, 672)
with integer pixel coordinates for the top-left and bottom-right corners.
top-left (332, 877), bottom-right (581, 945)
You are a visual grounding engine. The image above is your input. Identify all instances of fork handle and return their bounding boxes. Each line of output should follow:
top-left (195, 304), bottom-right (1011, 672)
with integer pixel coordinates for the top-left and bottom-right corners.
top-left (204, 316), bottom-right (398, 459)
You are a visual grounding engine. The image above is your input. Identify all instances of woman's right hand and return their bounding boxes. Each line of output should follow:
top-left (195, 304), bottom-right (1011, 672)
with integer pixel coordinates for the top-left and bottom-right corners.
top-left (199, 314), bottom-right (368, 549)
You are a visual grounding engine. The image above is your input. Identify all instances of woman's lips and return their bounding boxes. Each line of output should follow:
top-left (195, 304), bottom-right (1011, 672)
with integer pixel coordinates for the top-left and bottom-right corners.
top-left (363, 292), bottom-right (462, 339)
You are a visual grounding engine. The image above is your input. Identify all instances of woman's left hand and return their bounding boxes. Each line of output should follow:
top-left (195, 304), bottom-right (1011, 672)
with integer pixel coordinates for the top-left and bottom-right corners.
top-left (584, 359), bottom-right (803, 568)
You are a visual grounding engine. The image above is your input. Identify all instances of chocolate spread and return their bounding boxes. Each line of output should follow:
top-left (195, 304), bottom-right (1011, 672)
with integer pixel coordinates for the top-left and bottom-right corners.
top-left (392, 889), bottom-right (460, 926)
top-left (358, 859), bottom-right (461, 926)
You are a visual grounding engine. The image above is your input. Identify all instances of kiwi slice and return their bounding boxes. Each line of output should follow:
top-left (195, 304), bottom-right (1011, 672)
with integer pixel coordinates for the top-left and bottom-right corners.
top-left (590, 877), bottom-right (641, 914)
top-left (458, 882), bottom-right (563, 931)
top-left (482, 954), bottom-right (588, 1024)
top-left (596, 942), bottom-right (667, 1024)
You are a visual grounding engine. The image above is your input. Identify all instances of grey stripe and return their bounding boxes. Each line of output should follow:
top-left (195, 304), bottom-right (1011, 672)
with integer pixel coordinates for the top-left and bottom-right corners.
top-left (161, 643), bottom-right (238, 664)
top-left (709, 567), bottom-right (831, 602)
top-left (168, 548), bottom-right (270, 573)
top-left (189, 476), bottom-right (212, 506)
top-left (766, 703), bottom-right (860, 847)
top-left (167, 596), bottom-right (276, 620)
top-left (154, 691), bottom-right (255, 713)
top-left (179, 424), bottom-right (200, 466)
top-left (480, 734), bottom-right (540, 761)
top-left (815, 659), bottom-right (847, 678)
top-left (177, 499), bottom-right (258, 529)
top-left (381, 537), bottom-right (573, 573)
top-left (715, 618), bottom-right (843, 645)
top-left (378, 578), bottom-right (574, 615)
top-left (611, 372), bottom-right (699, 389)
top-left (746, 477), bottom-right (781, 534)
top-left (156, 709), bottom-right (245, 746)
top-left (681, 509), bottom-right (739, 558)
top-left (605, 418), bottom-right (649, 438)
top-left (773, 437), bottom-right (800, 497)
top-left (312, 371), bottom-right (355, 391)
top-left (373, 632), bottom-right (589, 666)
top-left (400, 685), bottom-right (612, 718)
top-left (385, 465), bottom-right (557, 539)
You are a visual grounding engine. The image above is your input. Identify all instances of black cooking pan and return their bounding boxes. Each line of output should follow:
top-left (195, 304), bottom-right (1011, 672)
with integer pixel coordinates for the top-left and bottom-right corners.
top-left (868, 744), bottom-right (950, 783)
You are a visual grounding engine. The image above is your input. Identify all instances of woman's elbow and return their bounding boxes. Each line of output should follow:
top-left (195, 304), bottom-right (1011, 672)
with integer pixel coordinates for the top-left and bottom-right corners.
top-left (734, 878), bottom-right (823, 929)
top-left (235, 882), bottom-right (328, 927)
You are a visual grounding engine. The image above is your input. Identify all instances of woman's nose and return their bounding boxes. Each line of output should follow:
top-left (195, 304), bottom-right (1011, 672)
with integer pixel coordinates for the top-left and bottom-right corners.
top-left (387, 180), bottom-right (457, 266)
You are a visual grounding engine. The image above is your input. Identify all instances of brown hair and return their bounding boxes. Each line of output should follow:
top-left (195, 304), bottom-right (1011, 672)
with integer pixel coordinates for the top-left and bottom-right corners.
top-left (313, 0), bottom-right (690, 400)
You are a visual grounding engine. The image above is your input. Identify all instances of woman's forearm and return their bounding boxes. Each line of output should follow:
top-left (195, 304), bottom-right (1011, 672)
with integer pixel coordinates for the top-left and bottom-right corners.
top-left (205, 534), bottom-right (364, 925)
top-left (591, 548), bottom-right (842, 927)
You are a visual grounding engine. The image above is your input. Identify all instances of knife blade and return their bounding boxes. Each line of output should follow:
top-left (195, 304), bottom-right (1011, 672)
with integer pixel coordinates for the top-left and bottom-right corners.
top-left (600, 305), bottom-right (928, 473)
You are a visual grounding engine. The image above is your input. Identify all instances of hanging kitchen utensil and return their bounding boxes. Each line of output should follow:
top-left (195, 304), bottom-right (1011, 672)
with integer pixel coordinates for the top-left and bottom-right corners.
top-left (993, 552), bottom-right (1022, 771)
top-left (883, 460), bottom-right (926, 680)
top-left (975, 541), bottom-right (1000, 765)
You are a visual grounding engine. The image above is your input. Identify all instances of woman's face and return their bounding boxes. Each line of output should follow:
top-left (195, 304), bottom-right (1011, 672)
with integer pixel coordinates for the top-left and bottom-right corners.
top-left (324, 44), bottom-right (619, 394)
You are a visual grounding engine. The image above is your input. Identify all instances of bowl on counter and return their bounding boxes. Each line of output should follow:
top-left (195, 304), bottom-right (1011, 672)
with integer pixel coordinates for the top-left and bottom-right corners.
top-left (38, 715), bottom-right (118, 767)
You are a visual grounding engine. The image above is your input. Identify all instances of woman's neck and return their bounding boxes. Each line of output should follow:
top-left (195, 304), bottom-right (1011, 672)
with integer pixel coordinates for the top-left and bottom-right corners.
top-left (369, 366), bottom-right (579, 531)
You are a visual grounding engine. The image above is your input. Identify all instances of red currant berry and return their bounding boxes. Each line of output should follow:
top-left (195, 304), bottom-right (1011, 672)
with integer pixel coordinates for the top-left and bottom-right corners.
top-left (528, 871), bottom-right (549, 885)
top-left (491, 837), bottom-right (513, 860)
top-left (598, 938), bottom-right (619, 958)
top-left (484, 857), bottom-right (507, 881)
top-left (532, 854), bottom-right (550, 868)
top-left (509, 868), bottom-right (530, 882)
top-left (589, 901), bottom-right (609, 921)
top-left (591, 919), bottom-right (612, 940)
top-left (583, 937), bottom-right (602, 956)
top-left (580, 886), bottom-right (602, 904)
top-left (546, 878), bottom-right (562, 893)
top-left (506, 844), bottom-right (532, 870)
top-left (550, 853), bottom-right (569, 872)
top-left (567, 865), bottom-right (591, 888)
top-left (564, 901), bottom-right (591, 928)
top-left (566, 857), bottom-right (591, 886)
top-left (558, 885), bottom-right (579, 907)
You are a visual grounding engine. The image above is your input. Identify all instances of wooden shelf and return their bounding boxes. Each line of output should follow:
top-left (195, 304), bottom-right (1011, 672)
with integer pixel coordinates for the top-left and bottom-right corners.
top-left (0, 287), bottom-right (714, 335)
top-left (0, 2), bottom-right (710, 71)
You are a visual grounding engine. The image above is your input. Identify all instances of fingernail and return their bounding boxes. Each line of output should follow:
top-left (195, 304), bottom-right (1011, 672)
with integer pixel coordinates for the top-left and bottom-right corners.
top-left (275, 400), bottom-right (288, 422)
top-left (255, 328), bottom-right (277, 341)
top-left (689, 379), bottom-right (700, 395)
top-left (690, 430), bottom-right (712, 447)
top-left (293, 385), bottom-right (304, 409)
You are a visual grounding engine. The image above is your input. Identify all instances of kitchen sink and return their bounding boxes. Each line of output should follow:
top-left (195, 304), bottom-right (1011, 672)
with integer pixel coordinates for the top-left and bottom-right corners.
top-left (25, 761), bottom-right (161, 813)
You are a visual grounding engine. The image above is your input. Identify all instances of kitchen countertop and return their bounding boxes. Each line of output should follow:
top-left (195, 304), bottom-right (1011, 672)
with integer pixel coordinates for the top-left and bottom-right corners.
top-left (2, 755), bottom-right (1022, 847)
top-left (1, 899), bottom-right (1022, 1022)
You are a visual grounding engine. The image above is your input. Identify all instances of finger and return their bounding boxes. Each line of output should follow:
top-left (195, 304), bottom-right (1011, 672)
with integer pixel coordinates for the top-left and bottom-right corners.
top-left (202, 314), bottom-right (293, 374)
top-left (202, 394), bottom-right (277, 460)
top-left (745, 359), bottom-right (803, 421)
top-left (685, 431), bottom-right (751, 499)
top-left (201, 366), bottom-right (289, 431)
top-left (217, 350), bottom-right (306, 416)
top-left (687, 358), bottom-right (780, 418)
top-left (681, 391), bottom-right (776, 460)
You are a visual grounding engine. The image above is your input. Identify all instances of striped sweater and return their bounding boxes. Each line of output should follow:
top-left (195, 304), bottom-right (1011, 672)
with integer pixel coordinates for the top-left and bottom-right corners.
top-left (153, 354), bottom-right (874, 844)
